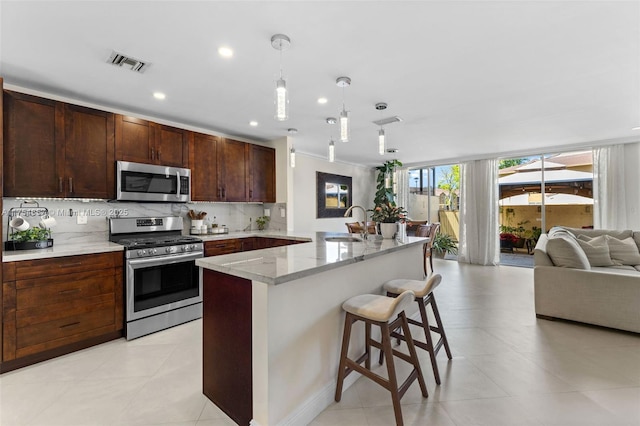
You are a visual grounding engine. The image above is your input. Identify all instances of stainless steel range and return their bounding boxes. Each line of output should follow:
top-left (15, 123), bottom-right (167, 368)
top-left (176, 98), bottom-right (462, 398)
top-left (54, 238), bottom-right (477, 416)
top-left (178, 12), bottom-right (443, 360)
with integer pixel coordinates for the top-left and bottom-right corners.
top-left (109, 216), bottom-right (203, 340)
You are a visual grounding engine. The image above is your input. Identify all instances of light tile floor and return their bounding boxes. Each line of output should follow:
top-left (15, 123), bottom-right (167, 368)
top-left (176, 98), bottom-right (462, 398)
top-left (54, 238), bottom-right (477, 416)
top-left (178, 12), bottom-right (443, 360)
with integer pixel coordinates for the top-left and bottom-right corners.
top-left (1, 260), bottom-right (639, 425)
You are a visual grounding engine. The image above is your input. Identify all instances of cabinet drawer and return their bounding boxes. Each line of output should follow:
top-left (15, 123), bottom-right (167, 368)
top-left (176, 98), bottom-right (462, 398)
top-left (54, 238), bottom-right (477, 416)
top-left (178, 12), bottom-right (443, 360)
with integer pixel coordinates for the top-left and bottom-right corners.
top-left (17, 293), bottom-right (115, 328)
top-left (12, 252), bottom-right (121, 280)
top-left (17, 307), bottom-right (115, 350)
top-left (16, 269), bottom-right (116, 309)
top-left (205, 239), bottom-right (242, 256)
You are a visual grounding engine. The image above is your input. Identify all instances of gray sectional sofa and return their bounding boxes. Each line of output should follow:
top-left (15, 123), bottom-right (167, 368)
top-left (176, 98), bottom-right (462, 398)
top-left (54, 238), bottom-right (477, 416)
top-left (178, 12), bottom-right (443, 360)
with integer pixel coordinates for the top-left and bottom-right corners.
top-left (534, 227), bottom-right (640, 333)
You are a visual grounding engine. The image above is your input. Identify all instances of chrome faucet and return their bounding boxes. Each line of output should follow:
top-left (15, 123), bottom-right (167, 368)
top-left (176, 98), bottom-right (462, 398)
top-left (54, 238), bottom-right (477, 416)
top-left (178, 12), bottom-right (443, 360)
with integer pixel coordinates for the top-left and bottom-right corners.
top-left (344, 205), bottom-right (369, 240)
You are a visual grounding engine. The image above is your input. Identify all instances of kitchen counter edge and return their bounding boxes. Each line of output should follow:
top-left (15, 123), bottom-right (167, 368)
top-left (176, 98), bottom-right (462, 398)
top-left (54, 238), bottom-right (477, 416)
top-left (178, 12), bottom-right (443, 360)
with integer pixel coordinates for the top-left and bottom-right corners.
top-left (196, 232), bottom-right (426, 285)
top-left (2, 241), bottom-right (125, 262)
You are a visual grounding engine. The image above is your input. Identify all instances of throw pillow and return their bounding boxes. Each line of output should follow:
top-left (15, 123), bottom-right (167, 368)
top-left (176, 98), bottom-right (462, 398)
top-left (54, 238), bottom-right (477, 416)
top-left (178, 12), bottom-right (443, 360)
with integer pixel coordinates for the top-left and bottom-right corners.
top-left (546, 235), bottom-right (590, 269)
top-left (605, 235), bottom-right (640, 265)
top-left (575, 236), bottom-right (615, 267)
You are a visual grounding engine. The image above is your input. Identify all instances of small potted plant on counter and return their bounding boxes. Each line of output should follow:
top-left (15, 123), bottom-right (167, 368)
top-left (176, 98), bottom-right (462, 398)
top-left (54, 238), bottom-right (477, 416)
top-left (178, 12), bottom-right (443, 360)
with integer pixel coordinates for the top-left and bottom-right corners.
top-left (369, 202), bottom-right (407, 239)
top-left (256, 215), bottom-right (270, 231)
top-left (5, 227), bottom-right (53, 250)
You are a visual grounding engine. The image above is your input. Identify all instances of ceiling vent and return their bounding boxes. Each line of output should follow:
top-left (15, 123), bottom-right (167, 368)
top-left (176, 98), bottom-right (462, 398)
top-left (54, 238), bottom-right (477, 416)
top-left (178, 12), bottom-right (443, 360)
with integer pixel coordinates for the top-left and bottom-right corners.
top-left (373, 116), bottom-right (403, 126)
top-left (107, 51), bottom-right (149, 73)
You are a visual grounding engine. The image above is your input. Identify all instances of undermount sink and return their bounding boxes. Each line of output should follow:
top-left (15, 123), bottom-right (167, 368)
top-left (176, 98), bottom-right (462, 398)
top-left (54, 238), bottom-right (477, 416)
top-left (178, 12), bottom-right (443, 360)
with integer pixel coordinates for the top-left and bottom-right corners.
top-left (324, 236), bottom-right (363, 243)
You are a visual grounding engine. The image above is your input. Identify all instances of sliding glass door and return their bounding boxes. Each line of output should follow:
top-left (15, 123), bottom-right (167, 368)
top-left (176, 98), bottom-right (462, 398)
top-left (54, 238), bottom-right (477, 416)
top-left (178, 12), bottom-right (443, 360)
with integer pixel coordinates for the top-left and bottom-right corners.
top-left (498, 150), bottom-right (593, 258)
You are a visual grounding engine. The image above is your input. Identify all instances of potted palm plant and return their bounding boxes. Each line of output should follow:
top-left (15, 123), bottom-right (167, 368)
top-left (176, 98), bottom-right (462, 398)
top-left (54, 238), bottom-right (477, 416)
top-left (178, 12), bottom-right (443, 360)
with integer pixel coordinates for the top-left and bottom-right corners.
top-left (431, 233), bottom-right (458, 258)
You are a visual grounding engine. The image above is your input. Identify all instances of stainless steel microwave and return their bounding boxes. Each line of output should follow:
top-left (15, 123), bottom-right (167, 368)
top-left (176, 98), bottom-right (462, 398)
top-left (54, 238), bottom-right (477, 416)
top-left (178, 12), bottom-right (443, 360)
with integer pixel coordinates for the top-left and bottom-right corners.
top-left (116, 161), bottom-right (191, 202)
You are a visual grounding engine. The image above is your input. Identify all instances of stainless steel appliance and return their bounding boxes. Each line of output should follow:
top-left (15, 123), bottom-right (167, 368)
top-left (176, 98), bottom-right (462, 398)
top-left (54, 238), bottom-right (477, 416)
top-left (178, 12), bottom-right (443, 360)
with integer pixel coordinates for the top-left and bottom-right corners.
top-left (109, 216), bottom-right (203, 340)
top-left (116, 161), bottom-right (191, 202)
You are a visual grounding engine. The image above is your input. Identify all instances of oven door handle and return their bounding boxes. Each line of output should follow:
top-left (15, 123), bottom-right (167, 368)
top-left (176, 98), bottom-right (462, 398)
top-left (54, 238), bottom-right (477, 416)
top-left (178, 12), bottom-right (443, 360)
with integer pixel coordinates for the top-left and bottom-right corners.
top-left (128, 251), bottom-right (203, 268)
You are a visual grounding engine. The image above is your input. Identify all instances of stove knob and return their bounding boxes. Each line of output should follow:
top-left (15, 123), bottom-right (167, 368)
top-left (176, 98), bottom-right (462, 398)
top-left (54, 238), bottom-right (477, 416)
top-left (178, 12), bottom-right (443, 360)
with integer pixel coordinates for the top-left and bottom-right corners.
top-left (181, 246), bottom-right (187, 252)
top-left (137, 250), bottom-right (144, 257)
top-left (165, 247), bottom-right (172, 253)
top-left (150, 248), bottom-right (157, 255)
top-left (190, 244), bottom-right (196, 250)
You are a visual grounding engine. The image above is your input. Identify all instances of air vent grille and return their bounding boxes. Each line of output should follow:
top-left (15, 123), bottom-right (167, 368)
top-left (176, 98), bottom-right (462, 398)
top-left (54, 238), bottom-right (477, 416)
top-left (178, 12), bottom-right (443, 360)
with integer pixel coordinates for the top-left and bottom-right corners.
top-left (107, 51), bottom-right (149, 73)
top-left (373, 116), bottom-right (403, 126)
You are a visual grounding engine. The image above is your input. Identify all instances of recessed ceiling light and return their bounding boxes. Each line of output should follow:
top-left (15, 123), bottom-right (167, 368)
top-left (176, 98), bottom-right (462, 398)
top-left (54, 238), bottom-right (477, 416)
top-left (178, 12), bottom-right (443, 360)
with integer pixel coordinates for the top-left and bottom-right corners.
top-left (218, 46), bottom-right (233, 58)
top-left (249, 121), bottom-right (258, 127)
top-left (317, 97), bottom-right (328, 104)
top-left (153, 92), bottom-right (166, 100)
top-left (633, 126), bottom-right (640, 130)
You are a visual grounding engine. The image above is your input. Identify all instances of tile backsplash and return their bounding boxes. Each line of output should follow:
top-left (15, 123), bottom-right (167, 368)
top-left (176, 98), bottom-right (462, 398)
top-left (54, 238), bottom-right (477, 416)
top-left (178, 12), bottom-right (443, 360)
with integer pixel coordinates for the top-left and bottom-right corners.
top-left (3, 199), bottom-right (286, 245)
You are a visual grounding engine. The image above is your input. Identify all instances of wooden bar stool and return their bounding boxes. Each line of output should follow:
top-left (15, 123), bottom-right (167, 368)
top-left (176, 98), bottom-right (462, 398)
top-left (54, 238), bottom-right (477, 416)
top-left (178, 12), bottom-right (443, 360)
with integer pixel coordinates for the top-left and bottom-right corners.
top-left (380, 274), bottom-right (452, 385)
top-left (335, 290), bottom-right (428, 426)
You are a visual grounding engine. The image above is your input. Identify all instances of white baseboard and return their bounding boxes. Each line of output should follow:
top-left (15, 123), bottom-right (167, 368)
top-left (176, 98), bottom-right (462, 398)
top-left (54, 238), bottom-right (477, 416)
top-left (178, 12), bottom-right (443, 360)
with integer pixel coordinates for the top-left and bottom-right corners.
top-left (276, 372), bottom-right (361, 426)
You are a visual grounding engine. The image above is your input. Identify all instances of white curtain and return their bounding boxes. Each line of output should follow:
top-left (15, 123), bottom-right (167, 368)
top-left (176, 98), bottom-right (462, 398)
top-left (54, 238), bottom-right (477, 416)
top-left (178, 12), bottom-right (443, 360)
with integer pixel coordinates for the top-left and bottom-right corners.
top-left (395, 166), bottom-right (409, 212)
top-left (458, 158), bottom-right (500, 265)
top-left (593, 143), bottom-right (640, 230)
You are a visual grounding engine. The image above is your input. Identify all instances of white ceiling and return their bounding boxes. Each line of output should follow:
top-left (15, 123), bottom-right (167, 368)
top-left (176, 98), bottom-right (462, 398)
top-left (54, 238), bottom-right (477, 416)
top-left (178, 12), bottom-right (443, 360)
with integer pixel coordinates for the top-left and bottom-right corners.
top-left (1, 1), bottom-right (639, 168)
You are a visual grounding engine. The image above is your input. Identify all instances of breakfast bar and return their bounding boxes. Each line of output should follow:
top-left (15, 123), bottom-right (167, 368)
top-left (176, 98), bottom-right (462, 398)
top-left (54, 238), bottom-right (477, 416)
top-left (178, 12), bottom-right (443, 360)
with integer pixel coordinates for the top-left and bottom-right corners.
top-left (196, 232), bottom-right (425, 426)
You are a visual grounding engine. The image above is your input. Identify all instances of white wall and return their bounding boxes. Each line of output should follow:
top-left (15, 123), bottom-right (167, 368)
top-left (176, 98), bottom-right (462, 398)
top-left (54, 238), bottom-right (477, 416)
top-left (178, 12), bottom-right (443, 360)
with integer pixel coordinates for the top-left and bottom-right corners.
top-left (290, 153), bottom-right (375, 233)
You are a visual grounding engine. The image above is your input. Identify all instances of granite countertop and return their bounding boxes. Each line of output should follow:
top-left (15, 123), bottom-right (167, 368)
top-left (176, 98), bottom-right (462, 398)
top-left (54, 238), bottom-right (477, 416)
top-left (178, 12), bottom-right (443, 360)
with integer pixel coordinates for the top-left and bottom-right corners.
top-left (0, 230), bottom-right (296, 262)
top-left (196, 231), bottom-right (426, 285)
top-left (2, 241), bottom-right (125, 262)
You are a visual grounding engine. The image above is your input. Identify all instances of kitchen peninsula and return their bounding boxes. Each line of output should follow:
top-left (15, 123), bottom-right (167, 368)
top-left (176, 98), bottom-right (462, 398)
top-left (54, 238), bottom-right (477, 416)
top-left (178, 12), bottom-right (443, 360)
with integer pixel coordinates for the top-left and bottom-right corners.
top-left (196, 232), bottom-right (426, 426)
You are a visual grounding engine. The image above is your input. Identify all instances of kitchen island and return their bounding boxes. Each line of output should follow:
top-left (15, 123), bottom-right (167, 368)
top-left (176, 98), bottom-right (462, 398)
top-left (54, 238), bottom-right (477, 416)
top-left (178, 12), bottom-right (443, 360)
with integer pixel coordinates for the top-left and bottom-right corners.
top-left (196, 232), bottom-right (426, 426)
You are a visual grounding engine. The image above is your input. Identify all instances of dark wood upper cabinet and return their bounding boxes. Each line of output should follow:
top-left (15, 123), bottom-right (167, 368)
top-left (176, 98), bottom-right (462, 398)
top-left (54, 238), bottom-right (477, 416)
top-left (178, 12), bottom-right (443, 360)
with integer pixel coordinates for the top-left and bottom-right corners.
top-left (63, 104), bottom-right (115, 199)
top-left (115, 115), bottom-right (188, 167)
top-left (154, 123), bottom-right (188, 167)
top-left (189, 132), bottom-right (221, 201)
top-left (3, 91), bottom-right (114, 199)
top-left (189, 136), bottom-right (276, 202)
top-left (219, 138), bottom-right (249, 202)
top-left (3, 92), bottom-right (274, 202)
top-left (249, 144), bottom-right (276, 203)
top-left (114, 115), bottom-right (151, 165)
top-left (3, 91), bottom-right (62, 197)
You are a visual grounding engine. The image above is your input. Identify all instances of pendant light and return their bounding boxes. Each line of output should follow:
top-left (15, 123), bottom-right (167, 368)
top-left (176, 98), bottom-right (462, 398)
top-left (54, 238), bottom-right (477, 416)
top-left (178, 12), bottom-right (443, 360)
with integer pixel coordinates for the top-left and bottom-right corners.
top-left (290, 147), bottom-right (296, 168)
top-left (336, 77), bottom-right (351, 142)
top-left (288, 128), bottom-right (297, 168)
top-left (378, 129), bottom-right (386, 155)
top-left (271, 34), bottom-right (291, 121)
top-left (326, 117), bottom-right (337, 162)
top-left (375, 103), bottom-right (388, 155)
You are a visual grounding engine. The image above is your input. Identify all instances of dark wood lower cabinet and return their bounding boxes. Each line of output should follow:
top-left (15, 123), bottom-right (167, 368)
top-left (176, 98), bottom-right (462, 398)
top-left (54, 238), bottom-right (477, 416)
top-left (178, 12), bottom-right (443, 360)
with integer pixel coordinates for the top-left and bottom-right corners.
top-left (203, 270), bottom-right (252, 426)
top-left (1, 252), bottom-right (124, 373)
top-left (204, 237), bottom-right (305, 257)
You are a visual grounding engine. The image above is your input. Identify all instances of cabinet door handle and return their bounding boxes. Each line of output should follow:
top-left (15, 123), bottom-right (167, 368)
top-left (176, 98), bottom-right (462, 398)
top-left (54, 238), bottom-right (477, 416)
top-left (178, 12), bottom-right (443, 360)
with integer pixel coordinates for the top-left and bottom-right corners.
top-left (59, 262), bottom-right (83, 268)
top-left (222, 188), bottom-right (226, 198)
top-left (249, 189), bottom-right (253, 199)
top-left (59, 177), bottom-right (64, 193)
top-left (58, 288), bottom-right (81, 295)
top-left (150, 147), bottom-right (155, 160)
top-left (59, 321), bottom-right (80, 329)
top-left (157, 150), bottom-right (161, 161)
top-left (68, 177), bottom-right (73, 193)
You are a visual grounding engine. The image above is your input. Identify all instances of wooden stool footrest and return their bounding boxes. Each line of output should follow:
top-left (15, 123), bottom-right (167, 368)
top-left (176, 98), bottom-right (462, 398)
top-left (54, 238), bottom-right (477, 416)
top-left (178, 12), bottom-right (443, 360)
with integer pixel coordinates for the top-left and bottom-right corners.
top-left (345, 359), bottom-right (389, 389)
